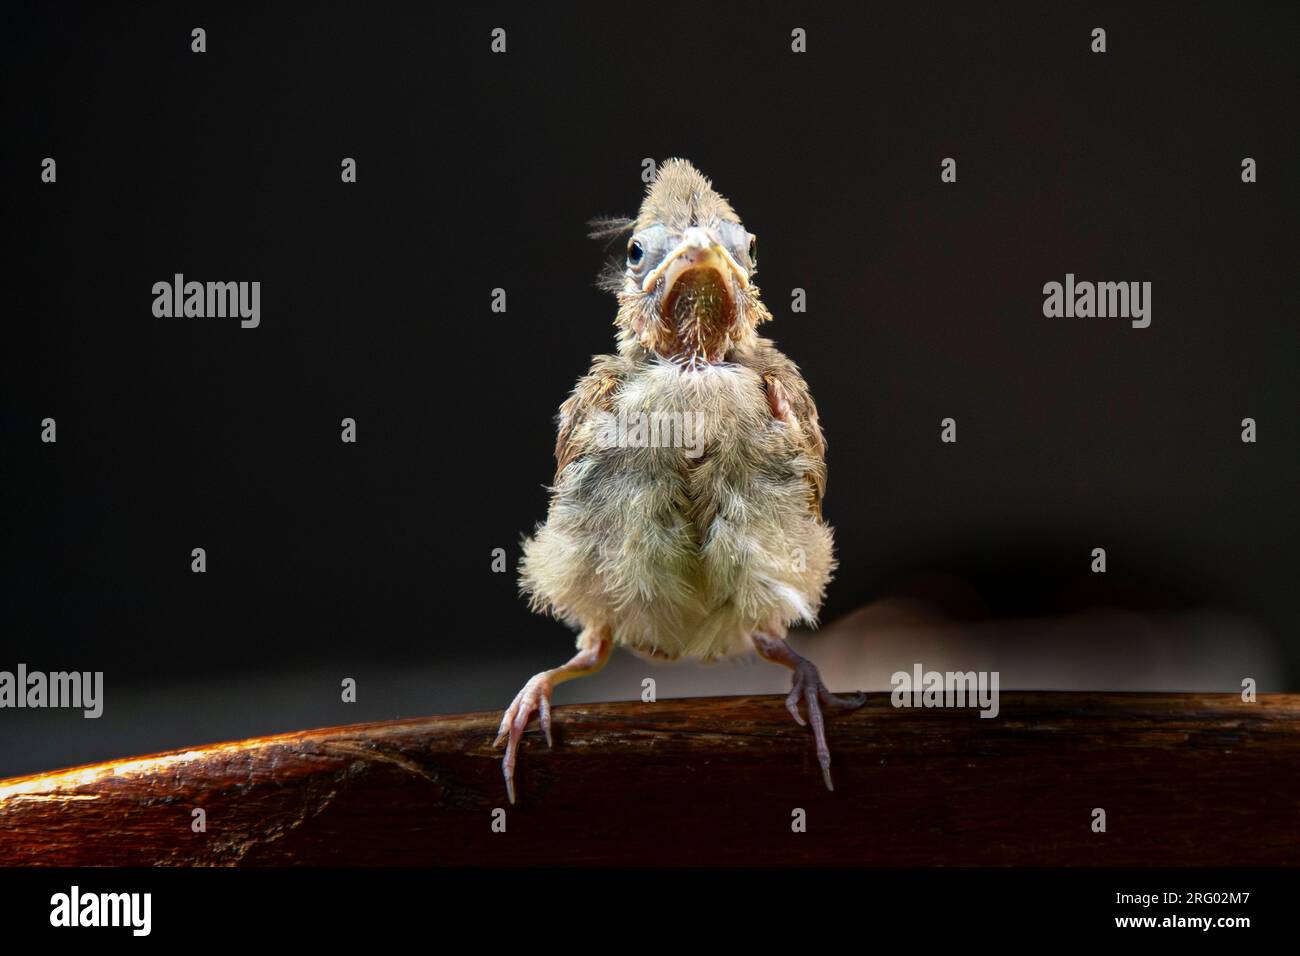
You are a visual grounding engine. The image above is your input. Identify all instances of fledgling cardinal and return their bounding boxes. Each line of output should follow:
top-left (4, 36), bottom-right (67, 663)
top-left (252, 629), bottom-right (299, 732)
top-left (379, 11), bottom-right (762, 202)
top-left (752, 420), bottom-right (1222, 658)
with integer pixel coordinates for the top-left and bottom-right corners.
top-left (496, 159), bottom-right (865, 802)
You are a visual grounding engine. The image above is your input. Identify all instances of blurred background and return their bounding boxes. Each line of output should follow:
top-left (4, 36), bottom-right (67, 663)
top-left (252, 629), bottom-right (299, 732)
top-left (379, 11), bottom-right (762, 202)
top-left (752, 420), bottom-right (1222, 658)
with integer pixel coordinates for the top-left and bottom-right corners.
top-left (3, 1), bottom-right (1297, 779)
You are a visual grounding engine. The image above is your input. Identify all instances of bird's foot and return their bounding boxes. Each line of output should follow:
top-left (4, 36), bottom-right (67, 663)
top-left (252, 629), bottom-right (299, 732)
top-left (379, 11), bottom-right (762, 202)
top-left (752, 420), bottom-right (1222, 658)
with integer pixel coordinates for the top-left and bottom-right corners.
top-left (493, 672), bottom-right (554, 805)
top-left (785, 660), bottom-right (866, 791)
top-left (752, 633), bottom-right (866, 792)
top-left (490, 636), bottom-right (613, 805)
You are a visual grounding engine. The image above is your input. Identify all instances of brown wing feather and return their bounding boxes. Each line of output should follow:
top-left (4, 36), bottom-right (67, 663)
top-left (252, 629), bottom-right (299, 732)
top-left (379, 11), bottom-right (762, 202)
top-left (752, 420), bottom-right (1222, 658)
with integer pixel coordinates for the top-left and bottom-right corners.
top-left (554, 356), bottom-right (626, 482)
top-left (761, 365), bottom-right (828, 521)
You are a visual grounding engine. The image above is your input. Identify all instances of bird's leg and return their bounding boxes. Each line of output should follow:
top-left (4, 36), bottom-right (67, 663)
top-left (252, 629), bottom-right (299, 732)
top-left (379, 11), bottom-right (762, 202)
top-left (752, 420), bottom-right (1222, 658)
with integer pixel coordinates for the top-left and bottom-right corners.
top-left (494, 629), bottom-right (612, 804)
top-left (751, 632), bottom-right (866, 791)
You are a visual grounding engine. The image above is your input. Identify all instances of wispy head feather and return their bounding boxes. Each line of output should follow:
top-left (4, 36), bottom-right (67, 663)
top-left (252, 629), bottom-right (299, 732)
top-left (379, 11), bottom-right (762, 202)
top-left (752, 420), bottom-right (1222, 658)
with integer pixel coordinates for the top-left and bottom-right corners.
top-left (587, 216), bottom-right (634, 244)
top-left (588, 216), bottom-right (635, 292)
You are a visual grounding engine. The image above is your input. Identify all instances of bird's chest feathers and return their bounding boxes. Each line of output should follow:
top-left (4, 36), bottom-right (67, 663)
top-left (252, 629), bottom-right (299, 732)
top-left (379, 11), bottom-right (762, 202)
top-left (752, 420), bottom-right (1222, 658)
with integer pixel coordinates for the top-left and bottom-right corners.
top-left (589, 362), bottom-right (799, 546)
top-left (603, 360), bottom-right (763, 461)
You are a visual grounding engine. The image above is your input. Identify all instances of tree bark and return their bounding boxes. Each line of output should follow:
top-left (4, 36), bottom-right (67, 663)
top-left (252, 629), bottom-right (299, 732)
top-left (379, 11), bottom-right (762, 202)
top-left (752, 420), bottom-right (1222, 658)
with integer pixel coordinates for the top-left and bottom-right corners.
top-left (1, 692), bottom-right (1296, 865)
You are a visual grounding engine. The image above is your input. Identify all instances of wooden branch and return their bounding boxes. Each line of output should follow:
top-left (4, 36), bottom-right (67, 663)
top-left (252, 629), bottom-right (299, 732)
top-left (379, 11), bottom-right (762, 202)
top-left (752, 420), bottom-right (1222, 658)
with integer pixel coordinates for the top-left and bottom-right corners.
top-left (1, 693), bottom-right (1297, 866)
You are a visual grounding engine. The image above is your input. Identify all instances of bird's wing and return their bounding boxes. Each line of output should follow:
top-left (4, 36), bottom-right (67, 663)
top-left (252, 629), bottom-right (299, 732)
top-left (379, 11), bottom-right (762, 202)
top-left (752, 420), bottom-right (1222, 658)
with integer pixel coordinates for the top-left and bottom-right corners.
top-left (761, 364), bottom-right (828, 521)
top-left (554, 356), bottom-right (626, 482)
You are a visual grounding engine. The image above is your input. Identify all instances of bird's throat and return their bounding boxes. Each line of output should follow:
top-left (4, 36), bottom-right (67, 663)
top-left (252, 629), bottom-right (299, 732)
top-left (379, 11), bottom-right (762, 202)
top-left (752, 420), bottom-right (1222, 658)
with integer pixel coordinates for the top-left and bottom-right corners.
top-left (661, 268), bottom-right (735, 365)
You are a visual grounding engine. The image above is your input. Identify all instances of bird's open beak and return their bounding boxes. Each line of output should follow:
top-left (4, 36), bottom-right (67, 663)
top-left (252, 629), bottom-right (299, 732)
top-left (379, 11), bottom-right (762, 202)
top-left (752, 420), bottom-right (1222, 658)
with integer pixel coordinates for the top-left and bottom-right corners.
top-left (640, 226), bottom-right (751, 298)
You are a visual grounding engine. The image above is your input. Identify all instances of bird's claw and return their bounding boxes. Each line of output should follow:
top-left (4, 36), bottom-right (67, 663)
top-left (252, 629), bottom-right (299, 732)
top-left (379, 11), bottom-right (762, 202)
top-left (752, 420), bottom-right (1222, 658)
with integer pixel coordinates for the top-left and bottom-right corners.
top-left (494, 673), bottom-right (555, 804)
top-left (784, 660), bottom-right (866, 792)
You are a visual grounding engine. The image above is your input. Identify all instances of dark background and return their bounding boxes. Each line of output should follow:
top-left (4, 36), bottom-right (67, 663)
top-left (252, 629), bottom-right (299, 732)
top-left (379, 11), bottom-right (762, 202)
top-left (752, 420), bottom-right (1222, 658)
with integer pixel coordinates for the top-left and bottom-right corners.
top-left (3, 1), bottom-right (1297, 778)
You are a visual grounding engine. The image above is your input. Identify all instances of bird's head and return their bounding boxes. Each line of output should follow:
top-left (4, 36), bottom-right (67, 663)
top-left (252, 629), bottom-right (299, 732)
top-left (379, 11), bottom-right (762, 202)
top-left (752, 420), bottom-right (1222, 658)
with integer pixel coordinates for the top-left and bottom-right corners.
top-left (593, 159), bottom-right (771, 367)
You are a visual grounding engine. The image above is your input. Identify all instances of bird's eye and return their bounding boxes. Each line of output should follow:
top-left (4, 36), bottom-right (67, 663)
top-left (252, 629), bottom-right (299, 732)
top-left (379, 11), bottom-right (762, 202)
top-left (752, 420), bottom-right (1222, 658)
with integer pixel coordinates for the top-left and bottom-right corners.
top-left (627, 240), bottom-right (644, 266)
top-left (747, 235), bottom-right (758, 268)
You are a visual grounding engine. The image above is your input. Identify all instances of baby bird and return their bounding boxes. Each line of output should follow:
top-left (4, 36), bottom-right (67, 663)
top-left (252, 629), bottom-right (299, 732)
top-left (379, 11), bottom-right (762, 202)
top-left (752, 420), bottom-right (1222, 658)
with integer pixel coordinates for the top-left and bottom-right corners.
top-left (496, 159), bottom-right (865, 802)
